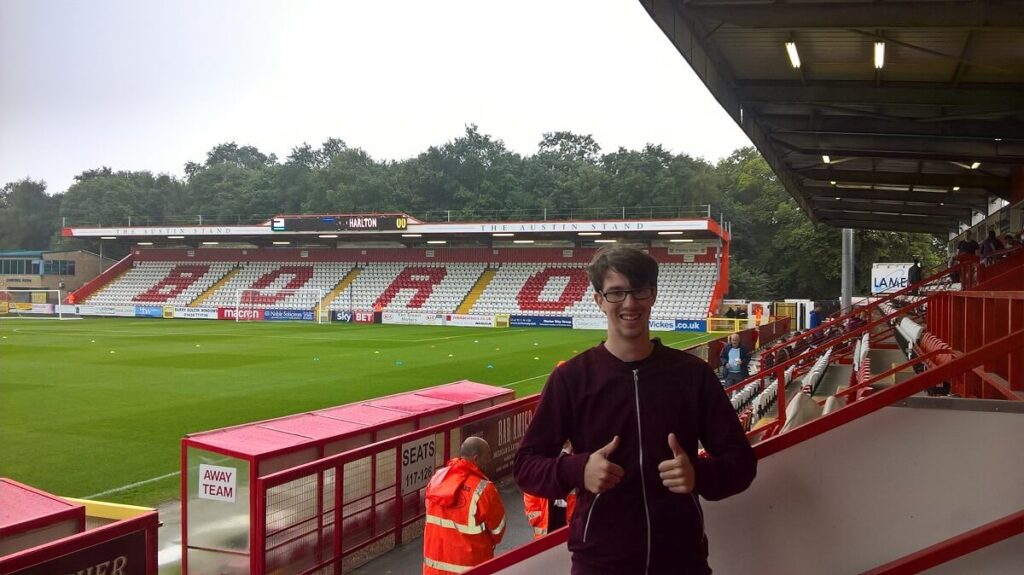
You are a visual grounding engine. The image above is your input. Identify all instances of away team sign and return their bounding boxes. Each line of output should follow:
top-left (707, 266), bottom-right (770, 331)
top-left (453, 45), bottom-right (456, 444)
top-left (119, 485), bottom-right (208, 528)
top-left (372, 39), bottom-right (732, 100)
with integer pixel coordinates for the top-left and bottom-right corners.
top-left (198, 464), bottom-right (237, 502)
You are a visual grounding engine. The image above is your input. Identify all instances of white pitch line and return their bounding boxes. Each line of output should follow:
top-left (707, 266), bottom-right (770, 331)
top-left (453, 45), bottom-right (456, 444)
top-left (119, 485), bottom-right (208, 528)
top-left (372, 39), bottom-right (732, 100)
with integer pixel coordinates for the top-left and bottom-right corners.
top-left (502, 373), bottom-right (549, 388)
top-left (83, 470), bottom-right (180, 499)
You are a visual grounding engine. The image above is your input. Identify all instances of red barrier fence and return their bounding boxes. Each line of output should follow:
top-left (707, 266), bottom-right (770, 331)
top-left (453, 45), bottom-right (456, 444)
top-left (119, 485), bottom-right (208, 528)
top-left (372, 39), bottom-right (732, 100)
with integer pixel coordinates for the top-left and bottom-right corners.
top-left (252, 396), bottom-right (541, 575)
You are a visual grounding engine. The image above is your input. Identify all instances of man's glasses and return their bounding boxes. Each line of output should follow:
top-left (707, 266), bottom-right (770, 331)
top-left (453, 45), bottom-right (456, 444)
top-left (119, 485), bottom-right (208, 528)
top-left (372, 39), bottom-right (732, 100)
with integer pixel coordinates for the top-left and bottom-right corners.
top-left (600, 287), bottom-right (654, 303)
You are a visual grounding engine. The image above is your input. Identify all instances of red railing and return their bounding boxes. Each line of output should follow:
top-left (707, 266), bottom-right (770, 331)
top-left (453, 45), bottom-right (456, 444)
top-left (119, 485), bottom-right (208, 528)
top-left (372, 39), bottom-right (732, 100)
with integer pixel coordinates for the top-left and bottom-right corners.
top-left (252, 396), bottom-right (540, 575)
top-left (860, 509), bottom-right (1024, 575)
top-left (926, 290), bottom-right (1024, 396)
top-left (68, 252), bottom-right (133, 304)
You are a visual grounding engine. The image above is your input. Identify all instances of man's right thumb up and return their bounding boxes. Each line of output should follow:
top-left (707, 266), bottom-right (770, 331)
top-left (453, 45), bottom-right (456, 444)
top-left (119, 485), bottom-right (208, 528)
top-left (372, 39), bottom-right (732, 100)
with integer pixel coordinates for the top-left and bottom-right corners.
top-left (596, 435), bottom-right (620, 458)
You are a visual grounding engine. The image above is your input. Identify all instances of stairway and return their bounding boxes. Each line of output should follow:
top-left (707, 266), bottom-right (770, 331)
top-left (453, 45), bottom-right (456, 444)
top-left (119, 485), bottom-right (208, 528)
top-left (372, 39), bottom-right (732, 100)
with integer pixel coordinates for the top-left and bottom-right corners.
top-left (319, 267), bottom-right (362, 311)
top-left (189, 267), bottom-right (239, 307)
top-left (456, 268), bottom-right (496, 314)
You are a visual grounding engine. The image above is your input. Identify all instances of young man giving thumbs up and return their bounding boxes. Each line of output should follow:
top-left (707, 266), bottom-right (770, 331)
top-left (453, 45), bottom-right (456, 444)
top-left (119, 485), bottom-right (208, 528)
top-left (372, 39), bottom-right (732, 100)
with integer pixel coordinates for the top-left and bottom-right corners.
top-left (514, 246), bottom-right (757, 574)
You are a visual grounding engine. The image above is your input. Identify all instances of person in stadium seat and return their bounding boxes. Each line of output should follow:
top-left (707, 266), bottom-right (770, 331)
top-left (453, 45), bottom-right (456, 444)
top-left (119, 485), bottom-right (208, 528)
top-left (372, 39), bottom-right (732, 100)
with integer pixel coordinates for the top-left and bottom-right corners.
top-left (423, 436), bottom-right (506, 574)
top-left (522, 441), bottom-right (577, 539)
top-left (719, 332), bottom-right (752, 388)
top-left (514, 245), bottom-right (756, 575)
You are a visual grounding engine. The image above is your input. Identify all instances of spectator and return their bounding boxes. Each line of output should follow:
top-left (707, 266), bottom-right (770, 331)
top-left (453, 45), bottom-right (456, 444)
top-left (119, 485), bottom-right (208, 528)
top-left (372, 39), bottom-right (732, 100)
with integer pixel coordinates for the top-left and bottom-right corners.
top-left (957, 231), bottom-right (980, 255)
top-left (724, 306), bottom-right (736, 318)
top-left (423, 437), bottom-right (505, 574)
top-left (980, 230), bottom-right (1005, 264)
top-left (719, 332), bottom-right (752, 388)
top-left (514, 245), bottom-right (756, 575)
top-left (809, 304), bottom-right (823, 329)
top-left (907, 257), bottom-right (922, 293)
top-left (1002, 233), bottom-right (1021, 249)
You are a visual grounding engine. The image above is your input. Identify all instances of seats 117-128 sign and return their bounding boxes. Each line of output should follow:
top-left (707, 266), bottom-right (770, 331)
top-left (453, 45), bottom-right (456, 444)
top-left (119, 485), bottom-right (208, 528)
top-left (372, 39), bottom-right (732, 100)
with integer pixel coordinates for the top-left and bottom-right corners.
top-left (271, 215), bottom-right (409, 232)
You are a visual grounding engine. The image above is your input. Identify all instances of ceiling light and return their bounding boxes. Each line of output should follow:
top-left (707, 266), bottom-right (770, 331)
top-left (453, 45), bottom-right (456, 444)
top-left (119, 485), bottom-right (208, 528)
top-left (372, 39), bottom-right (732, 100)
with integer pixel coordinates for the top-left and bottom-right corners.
top-left (657, 231), bottom-right (683, 236)
top-left (493, 233), bottom-right (514, 237)
top-left (427, 240), bottom-right (446, 244)
top-left (401, 233), bottom-right (422, 238)
top-left (835, 197), bottom-right (841, 200)
top-left (970, 162), bottom-right (981, 170)
top-left (318, 234), bottom-right (338, 239)
top-left (594, 239), bottom-right (617, 243)
top-left (272, 241), bottom-right (290, 245)
top-left (513, 240), bottom-right (534, 244)
top-left (202, 241), bottom-right (219, 245)
top-left (939, 202), bottom-right (945, 206)
top-left (822, 155), bottom-right (831, 164)
top-left (100, 236), bottom-right (116, 240)
top-left (167, 235), bottom-right (184, 239)
top-left (785, 42), bottom-right (801, 68)
top-left (952, 186), bottom-right (961, 191)
top-left (137, 242), bottom-right (152, 246)
top-left (874, 42), bottom-right (885, 69)
top-left (669, 239), bottom-right (694, 243)
top-left (830, 180), bottom-right (837, 186)
top-left (577, 232), bottom-right (601, 236)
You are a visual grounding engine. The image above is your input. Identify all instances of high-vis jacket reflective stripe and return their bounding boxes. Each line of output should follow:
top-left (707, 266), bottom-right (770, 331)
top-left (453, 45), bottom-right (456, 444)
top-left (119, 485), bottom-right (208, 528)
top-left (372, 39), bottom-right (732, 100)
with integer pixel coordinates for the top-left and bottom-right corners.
top-left (522, 491), bottom-right (577, 539)
top-left (423, 459), bottom-right (506, 575)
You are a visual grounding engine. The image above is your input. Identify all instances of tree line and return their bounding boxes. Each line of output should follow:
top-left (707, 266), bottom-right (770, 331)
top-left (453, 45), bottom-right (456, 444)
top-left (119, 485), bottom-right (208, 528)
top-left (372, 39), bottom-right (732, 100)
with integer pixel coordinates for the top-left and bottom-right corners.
top-left (0, 125), bottom-right (945, 300)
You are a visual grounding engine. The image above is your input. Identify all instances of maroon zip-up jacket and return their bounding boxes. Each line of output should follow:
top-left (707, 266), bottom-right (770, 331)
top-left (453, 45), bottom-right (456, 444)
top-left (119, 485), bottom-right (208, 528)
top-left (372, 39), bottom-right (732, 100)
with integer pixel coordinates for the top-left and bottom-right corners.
top-left (514, 340), bottom-right (757, 574)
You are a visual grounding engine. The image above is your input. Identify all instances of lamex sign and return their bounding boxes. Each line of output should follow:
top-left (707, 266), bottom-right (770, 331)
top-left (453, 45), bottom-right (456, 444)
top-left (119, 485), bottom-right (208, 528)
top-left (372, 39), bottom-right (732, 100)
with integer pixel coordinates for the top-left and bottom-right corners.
top-left (675, 319), bottom-right (708, 332)
top-left (649, 319), bottom-right (677, 332)
top-left (871, 263), bottom-right (912, 294)
top-left (264, 309), bottom-right (315, 321)
top-left (217, 307), bottom-right (264, 320)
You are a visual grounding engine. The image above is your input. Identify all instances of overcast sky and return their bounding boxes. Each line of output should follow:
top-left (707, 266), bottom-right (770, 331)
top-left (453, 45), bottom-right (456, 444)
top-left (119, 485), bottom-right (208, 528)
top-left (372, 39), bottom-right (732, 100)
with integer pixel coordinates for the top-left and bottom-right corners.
top-left (0, 0), bottom-right (751, 195)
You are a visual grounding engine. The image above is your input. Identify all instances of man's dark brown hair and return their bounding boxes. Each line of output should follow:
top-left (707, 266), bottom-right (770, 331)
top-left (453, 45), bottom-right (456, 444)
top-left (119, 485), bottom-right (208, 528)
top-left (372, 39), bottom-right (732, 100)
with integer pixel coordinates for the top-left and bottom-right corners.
top-left (587, 245), bottom-right (659, 292)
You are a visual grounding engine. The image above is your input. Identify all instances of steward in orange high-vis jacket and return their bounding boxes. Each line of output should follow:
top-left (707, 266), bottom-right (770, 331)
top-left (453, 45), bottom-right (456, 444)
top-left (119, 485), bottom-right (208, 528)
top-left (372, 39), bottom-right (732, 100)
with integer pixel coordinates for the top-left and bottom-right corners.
top-left (423, 437), bottom-right (506, 574)
top-left (523, 490), bottom-right (577, 539)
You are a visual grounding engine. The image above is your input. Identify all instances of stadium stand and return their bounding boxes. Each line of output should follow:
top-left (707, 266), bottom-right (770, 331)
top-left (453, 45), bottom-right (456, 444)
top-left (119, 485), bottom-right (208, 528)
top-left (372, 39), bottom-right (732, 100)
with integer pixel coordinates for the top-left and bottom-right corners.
top-left (86, 261), bottom-right (235, 306)
top-left (80, 248), bottom-right (721, 319)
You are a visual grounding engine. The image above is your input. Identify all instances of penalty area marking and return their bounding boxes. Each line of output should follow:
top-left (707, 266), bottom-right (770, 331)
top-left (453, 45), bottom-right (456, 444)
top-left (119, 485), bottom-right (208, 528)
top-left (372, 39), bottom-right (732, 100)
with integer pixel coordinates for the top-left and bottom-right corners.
top-left (84, 470), bottom-right (180, 499)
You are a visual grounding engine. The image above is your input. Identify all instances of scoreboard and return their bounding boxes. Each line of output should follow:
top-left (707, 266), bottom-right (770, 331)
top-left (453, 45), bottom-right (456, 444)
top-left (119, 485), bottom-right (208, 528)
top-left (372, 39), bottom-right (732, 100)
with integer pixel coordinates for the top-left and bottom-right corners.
top-left (271, 215), bottom-right (409, 232)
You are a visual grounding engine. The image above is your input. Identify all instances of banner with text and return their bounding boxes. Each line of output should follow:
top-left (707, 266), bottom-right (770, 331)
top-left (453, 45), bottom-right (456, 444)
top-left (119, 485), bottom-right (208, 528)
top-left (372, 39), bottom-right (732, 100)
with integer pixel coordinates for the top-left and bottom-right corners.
top-left (77, 304), bottom-right (135, 317)
top-left (444, 314), bottom-right (495, 328)
top-left (172, 306), bottom-right (219, 320)
top-left (264, 309), bottom-right (316, 322)
top-left (382, 311), bottom-right (445, 326)
top-left (134, 305), bottom-right (164, 318)
top-left (675, 319), bottom-right (708, 332)
top-left (508, 315), bottom-right (573, 328)
top-left (217, 307), bottom-right (265, 321)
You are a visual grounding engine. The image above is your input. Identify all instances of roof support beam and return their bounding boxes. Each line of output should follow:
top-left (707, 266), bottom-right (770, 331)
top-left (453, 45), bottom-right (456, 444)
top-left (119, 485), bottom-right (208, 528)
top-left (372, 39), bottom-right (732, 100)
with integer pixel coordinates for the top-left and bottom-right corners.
top-left (799, 169), bottom-right (1009, 190)
top-left (802, 185), bottom-right (989, 210)
top-left (757, 113), bottom-right (1024, 141)
top-left (809, 197), bottom-right (973, 219)
top-left (770, 132), bottom-right (1024, 166)
top-left (737, 83), bottom-right (1024, 108)
top-left (818, 218), bottom-right (952, 235)
top-left (684, 2), bottom-right (1024, 29)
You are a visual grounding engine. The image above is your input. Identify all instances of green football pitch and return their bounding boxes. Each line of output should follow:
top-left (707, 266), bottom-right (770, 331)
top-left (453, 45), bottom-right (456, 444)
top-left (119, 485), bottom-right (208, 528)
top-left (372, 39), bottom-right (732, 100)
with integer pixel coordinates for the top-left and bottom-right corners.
top-left (0, 318), bottom-right (714, 506)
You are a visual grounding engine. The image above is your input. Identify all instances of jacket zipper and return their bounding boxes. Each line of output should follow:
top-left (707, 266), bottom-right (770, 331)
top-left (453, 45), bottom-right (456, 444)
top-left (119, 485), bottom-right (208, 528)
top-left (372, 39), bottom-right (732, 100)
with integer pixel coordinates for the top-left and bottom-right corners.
top-left (633, 369), bottom-right (652, 575)
top-left (582, 493), bottom-right (601, 543)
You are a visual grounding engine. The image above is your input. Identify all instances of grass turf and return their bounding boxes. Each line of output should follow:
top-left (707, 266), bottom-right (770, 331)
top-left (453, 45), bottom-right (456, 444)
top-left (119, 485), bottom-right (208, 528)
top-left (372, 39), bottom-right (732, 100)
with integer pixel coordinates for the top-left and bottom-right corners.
top-left (0, 318), bottom-right (714, 506)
